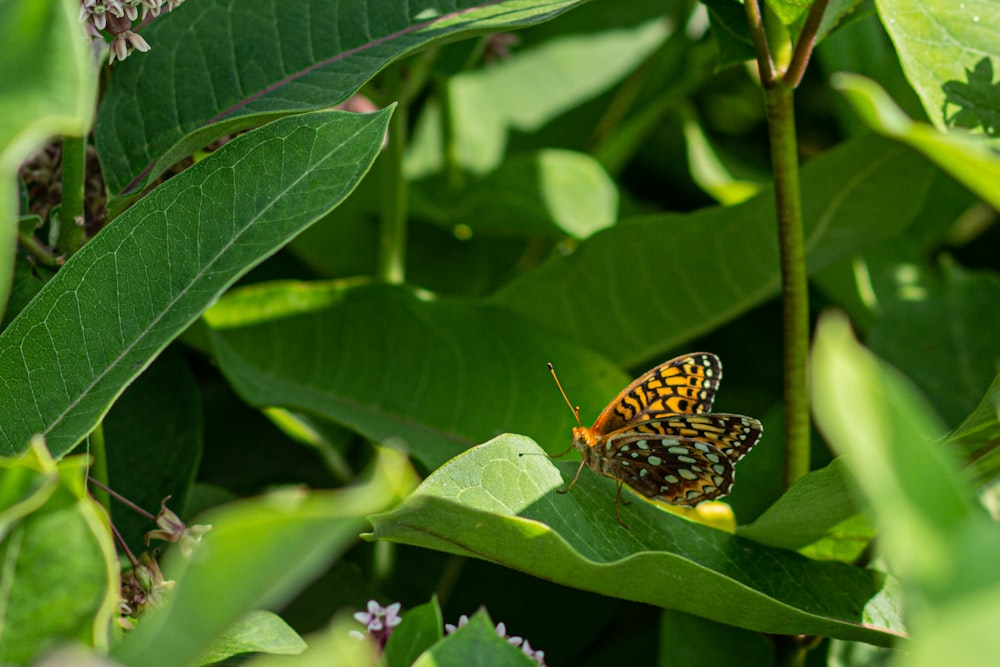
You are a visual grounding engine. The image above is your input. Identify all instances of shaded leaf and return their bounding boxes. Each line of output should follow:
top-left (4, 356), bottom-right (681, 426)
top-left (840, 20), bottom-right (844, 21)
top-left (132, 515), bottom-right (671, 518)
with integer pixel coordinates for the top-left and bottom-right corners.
top-left (112, 447), bottom-right (418, 667)
top-left (96, 0), bottom-right (590, 196)
top-left (206, 281), bottom-right (629, 470)
top-left (492, 135), bottom-right (936, 367)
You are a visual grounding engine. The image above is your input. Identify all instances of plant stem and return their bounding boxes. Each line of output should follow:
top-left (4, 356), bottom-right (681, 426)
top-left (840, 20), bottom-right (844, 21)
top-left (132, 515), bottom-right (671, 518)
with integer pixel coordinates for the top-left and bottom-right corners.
top-left (377, 66), bottom-right (409, 285)
top-left (744, 0), bottom-right (824, 489)
top-left (765, 86), bottom-right (811, 489)
top-left (88, 424), bottom-right (111, 514)
top-left (783, 0), bottom-right (830, 88)
top-left (59, 135), bottom-right (87, 256)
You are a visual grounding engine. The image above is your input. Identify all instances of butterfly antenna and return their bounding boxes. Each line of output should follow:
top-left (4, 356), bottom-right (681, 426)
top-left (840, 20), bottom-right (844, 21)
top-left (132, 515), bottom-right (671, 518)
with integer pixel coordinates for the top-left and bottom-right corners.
top-left (547, 362), bottom-right (583, 427)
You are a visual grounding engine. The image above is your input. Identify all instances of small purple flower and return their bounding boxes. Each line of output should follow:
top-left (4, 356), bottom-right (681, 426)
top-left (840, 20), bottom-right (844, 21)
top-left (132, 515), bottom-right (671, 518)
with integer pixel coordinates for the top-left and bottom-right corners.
top-left (351, 600), bottom-right (402, 648)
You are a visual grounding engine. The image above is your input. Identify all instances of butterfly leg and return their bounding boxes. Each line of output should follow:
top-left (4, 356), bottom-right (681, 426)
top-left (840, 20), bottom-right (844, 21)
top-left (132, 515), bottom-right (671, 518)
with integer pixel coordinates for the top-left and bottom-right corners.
top-left (558, 459), bottom-right (587, 494)
top-left (614, 480), bottom-right (630, 529)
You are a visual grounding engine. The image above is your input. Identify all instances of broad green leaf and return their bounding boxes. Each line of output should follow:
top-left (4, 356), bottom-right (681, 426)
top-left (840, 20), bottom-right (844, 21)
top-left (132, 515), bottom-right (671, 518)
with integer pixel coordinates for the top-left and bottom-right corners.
top-left (410, 149), bottom-right (618, 239)
top-left (875, 0), bottom-right (1000, 143)
top-left (103, 349), bottom-right (202, 552)
top-left (407, 16), bottom-right (670, 176)
top-left (369, 435), bottom-right (905, 645)
top-left (412, 609), bottom-right (536, 667)
top-left (949, 372), bottom-right (1000, 483)
top-left (245, 614), bottom-right (379, 667)
top-left (658, 610), bottom-right (773, 667)
top-left (492, 135), bottom-right (936, 367)
top-left (812, 312), bottom-right (974, 590)
top-left (384, 598), bottom-right (444, 667)
top-left (833, 73), bottom-right (1000, 210)
top-left (737, 458), bottom-right (864, 553)
top-left (112, 447), bottom-right (417, 667)
top-left (196, 610), bottom-right (306, 665)
top-left (96, 0), bottom-right (590, 196)
top-left (813, 311), bottom-right (1000, 666)
top-left (0, 109), bottom-right (391, 458)
top-left (205, 281), bottom-right (629, 470)
top-left (0, 440), bottom-right (118, 663)
top-left (867, 260), bottom-right (1000, 427)
top-left (0, 0), bottom-right (95, 319)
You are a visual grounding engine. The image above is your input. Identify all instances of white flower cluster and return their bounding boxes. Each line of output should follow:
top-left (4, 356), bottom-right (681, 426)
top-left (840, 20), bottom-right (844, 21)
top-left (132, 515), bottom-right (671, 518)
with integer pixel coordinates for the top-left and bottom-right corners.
top-left (446, 614), bottom-right (547, 666)
top-left (79, 0), bottom-right (186, 63)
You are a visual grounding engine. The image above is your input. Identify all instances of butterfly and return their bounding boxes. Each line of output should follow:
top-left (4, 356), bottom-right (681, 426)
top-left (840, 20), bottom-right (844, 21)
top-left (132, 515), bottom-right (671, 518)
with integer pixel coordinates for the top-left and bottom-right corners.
top-left (549, 352), bottom-right (762, 528)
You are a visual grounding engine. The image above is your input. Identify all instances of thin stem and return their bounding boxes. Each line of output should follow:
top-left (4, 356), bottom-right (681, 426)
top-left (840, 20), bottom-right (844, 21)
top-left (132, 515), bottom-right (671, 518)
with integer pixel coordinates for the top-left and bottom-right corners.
top-left (88, 424), bottom-right (111, 514)
top-left (771, 635), bottom-right (808, 667)
top-left (783, 0), bottom-right (830, 88)
top-left (377, 66), bottom-right (408, 285)
top-left (88, 476), bottom-right (158, 522)
top-left (59, 135), bottom-right (87, 256)
top-left (765, 87), bottom-right (811, 489)
top-left (744, 0), bottom-right (776, 86)
top-left (17, 230), bottom-right (61, 267)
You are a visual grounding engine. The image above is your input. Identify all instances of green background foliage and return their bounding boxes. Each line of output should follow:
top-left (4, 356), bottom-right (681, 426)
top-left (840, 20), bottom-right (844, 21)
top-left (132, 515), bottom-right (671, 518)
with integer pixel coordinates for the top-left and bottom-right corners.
top-left (1, 0), bottom-right (999, 665)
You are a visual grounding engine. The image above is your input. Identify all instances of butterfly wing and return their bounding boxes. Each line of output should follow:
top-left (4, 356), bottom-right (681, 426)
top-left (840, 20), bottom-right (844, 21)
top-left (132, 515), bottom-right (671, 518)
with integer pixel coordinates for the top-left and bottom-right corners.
top-left (632, 414), bottom-right (762, 463)
top-left (590, 352), bottom-right (722, 434)
top-left (599, 415), bottom-right (762, 506)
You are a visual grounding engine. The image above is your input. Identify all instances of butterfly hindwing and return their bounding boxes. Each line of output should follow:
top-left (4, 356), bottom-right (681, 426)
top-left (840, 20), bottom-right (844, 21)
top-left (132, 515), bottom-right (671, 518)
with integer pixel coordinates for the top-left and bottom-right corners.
top-left (602, 432), bottom-right (736, 505)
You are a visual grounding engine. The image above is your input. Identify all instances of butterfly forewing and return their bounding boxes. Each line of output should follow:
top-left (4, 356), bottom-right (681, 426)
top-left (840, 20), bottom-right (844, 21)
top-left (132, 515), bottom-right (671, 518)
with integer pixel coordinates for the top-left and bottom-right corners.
top-left (589, 352), bottom-right (722, 435)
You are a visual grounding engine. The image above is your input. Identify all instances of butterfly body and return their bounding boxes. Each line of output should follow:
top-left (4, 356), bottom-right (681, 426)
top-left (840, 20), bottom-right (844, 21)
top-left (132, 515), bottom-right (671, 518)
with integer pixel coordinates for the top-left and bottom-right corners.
top-left (554, 352), bottom-right (762, 526)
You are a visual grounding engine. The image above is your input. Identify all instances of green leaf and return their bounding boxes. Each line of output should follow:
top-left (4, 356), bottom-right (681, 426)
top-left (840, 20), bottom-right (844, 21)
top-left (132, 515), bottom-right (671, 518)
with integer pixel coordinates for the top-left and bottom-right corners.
top-left (103, 349), bottom-right (202, 552)
top-left (205, 281), bottom-right (630, 470)
top-left (703, 1), bottom-right (756, 70)
top-left (407, 16), bottom-right (670, 176)
top-left (737, 458), bottom-right (865, 554)
top-left (0, 440), bottom-right (118, 664)
top-left (196, 610), bottom-right (306, 665)
top-left (766, 0), bottom-right (868, 42)
top-left (0, 0), bottom-right (95, 319)
top-left (412, 609), bottom-right (536, 667)
top-left (658, 610), bottom-right (774, 666)
top-left (867, 260), bottom-right (1000, 427)
top-left (492, 135), bottom-right (936, 367)
top-left (833, 73), bottom-right (1000, 210)
top-left (813, 312), bottom-right (1000, 667)
top-left (112, 447), bottom-right (418, 667)
top-left (245, 613), bottom-right (379, 667)
top-left (948, 372), bottom-right (1000, 483)
top-left (812, 311), bottom-right (974, 589)
top-left (0, 108), bottom-right (391, 458)
top-left (874, 0), bottom-right (1000, 143)
top-left (384, 598), bottom-right (444, 667)
top-left (96, 0), bottom-right (590, 196)
top-left (411, 149), bottom-right (618, 239)
top-left (369, 435), bottom-right (905, 645)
